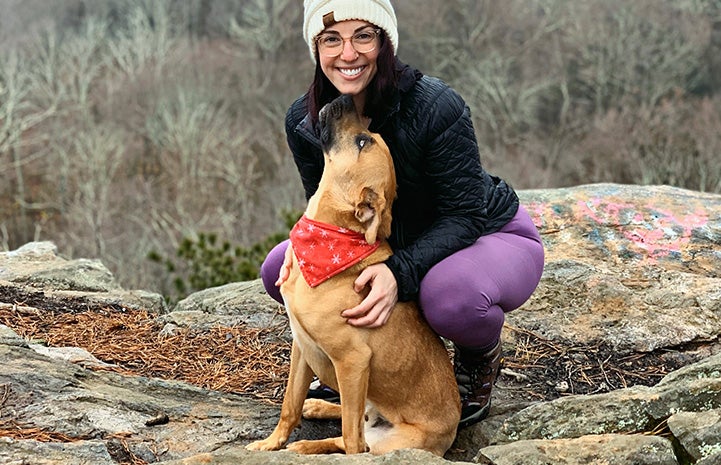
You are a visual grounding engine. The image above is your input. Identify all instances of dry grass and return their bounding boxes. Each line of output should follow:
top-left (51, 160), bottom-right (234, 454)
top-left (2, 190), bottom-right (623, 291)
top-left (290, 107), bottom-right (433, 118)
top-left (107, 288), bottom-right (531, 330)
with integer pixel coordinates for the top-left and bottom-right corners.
top-left (0, 305), bottom-right (291, 400)
top-left (504, 325), bottom-right (679, 398)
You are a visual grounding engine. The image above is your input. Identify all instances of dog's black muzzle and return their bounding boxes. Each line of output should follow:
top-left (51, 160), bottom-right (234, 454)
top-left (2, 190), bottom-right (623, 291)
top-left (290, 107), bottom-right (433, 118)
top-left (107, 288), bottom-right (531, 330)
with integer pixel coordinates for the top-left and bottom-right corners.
top-left (319, 94), bottom-right (357, 152)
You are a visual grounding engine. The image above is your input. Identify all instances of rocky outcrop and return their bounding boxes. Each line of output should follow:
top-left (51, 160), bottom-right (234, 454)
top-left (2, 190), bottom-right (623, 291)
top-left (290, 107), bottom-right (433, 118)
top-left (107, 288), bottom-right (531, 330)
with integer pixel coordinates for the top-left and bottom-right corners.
top-left (0, 341), bottom-right (279, 465)
top-left (496, 353), bottom-right (721, 442)
top-left (167, 281), bottom-right (288, 337)
top-left (1, 183), bottom-right (720, 465)
top-left (0, 241), bottom-right (167, 314)
top-left (477, 434), bottom-right (679, 465)
top-left (517, 183), bottom-right (721, 352)
top-left (668, 409), bottom-right (721, 464)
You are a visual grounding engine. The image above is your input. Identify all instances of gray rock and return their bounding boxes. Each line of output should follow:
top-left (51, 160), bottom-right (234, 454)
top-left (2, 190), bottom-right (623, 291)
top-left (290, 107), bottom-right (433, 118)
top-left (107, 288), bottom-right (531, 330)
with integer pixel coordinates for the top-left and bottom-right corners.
top-left (0, 438), bottom-right (116, 465)
top-left (667, 409), bottom-right (721, 462)
top-left (1, 241), bottom-right (59, 263)
top-left (0, 243), bottom-right (118, 292)
top-left (174, 280), bottom-right (283, 321)
top-left (0, 323), bottom-right (27, 347)
top-left (476, 434), bottom-right (678, 465)
top-left (168, 280), bottom-right (288, 338)
top-left (52, 287), bottom-right (168, 313)
top-left (698, 452), bottom-right (721, 465)
top-left (0, 241), bottom-right (59, 282)
top-left (158, 448), bottom-right (473, 465)
top-left (27, 343), bottom-right (115, 369)
top-left (0, 343), bottom-right (279, 463)
top-left (0, 242), bottom-right (167, 312)
top-left (514, 184), bottom-right (721, 353)
top-left (19, 258), bottom-right (120, 292)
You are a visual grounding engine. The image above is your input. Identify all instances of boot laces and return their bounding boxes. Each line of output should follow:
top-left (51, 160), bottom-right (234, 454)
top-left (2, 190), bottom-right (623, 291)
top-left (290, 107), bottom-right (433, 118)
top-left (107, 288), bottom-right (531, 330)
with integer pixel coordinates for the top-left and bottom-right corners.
top-left (455, 359), bottom-right (496, 398)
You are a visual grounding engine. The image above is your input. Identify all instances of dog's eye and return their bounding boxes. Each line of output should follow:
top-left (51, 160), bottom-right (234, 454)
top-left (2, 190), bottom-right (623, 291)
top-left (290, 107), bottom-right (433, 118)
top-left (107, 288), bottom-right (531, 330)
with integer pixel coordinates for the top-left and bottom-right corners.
top-left (356, 134), bottom-right (373, 151)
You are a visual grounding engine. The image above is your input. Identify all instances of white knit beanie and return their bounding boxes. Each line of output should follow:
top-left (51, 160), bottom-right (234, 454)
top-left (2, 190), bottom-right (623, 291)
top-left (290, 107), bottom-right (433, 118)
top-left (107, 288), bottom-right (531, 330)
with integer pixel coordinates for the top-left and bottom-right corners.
top-left (303, 0), bottom-right (398, 62)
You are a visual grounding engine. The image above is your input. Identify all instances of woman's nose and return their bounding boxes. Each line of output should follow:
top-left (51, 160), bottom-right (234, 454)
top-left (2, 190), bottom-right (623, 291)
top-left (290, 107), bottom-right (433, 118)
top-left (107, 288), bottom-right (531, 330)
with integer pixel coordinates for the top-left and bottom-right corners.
top-left (339, 39), bottom-right (358, 61)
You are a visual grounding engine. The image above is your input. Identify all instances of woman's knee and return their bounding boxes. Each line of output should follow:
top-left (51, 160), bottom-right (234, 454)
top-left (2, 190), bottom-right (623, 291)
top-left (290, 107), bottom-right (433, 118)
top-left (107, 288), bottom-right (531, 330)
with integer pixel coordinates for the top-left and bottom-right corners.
top-left (419, 269), bottom-right (495, 337)
top-left (420, 286), bottom-right (504, 348)
top-left (260, 240), bottom-right (289, 303)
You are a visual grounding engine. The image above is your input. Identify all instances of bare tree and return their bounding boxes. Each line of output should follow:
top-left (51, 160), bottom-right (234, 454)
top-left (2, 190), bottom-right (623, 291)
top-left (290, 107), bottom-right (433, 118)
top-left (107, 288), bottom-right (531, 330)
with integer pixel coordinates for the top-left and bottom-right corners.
top-left (0, 48), bottom-right (58, 245)
top-left (105, 0), bottom-right (175, 79)
top-left (566, 0), bottom-right (709, 113)
top-left (59, 124), bottom-right (125, 258)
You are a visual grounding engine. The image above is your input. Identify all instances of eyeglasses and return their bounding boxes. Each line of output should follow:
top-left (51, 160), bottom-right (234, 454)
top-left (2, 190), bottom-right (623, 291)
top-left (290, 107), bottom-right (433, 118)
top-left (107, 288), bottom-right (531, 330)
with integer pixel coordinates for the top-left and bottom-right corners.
top-left (316, 28), bottom-right (382, 57)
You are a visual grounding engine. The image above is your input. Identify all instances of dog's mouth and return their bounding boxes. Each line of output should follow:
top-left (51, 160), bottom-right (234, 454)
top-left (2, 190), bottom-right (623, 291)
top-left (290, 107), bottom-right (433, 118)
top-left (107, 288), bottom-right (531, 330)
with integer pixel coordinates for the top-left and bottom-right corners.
top-left (319, 94), bottom-right (358, 152)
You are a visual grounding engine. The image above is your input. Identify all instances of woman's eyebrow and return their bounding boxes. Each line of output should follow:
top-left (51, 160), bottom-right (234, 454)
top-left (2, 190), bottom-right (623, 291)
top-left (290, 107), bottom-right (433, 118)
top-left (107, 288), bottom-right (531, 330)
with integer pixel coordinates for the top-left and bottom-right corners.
top-left (354, 25), bottom-right (375, 32)
top-left (322, 25), bottom-right (375, 35)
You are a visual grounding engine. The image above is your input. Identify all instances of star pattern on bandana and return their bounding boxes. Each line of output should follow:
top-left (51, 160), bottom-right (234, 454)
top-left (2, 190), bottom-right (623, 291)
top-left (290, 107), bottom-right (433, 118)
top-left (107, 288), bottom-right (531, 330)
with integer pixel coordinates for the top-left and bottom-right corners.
top-left (289, 215), bottom-right (380, 287)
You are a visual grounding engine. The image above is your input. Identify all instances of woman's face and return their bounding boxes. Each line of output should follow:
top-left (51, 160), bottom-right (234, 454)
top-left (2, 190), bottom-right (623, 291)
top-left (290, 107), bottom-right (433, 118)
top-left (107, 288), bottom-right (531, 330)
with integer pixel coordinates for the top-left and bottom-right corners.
top-left (317, 20), bottom-right (380, 110)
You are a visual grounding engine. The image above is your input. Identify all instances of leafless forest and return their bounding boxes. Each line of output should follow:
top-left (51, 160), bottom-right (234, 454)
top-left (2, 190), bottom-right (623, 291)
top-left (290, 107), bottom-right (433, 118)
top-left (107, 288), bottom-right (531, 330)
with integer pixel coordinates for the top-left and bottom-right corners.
top-left (2, 0), bottom-right (720, 297)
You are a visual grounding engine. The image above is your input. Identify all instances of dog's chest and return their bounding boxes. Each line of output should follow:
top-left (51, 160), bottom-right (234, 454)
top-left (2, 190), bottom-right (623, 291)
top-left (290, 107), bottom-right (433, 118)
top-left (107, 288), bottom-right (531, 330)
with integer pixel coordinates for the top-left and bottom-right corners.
top-left (285, 303), bottom-right (330, 367)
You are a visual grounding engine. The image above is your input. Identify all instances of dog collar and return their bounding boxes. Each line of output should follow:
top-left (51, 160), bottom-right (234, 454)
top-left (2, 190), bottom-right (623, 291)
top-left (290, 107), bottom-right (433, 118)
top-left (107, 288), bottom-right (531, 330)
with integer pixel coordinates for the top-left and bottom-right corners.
top-left (289, 215), bottom-right (380, 287)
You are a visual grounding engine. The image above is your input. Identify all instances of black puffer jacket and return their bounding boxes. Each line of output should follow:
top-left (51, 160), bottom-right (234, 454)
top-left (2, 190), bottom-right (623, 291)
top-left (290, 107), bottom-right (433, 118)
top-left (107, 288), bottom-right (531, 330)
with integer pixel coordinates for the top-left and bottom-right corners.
top-left (285, 63), bottom-right (519, 301)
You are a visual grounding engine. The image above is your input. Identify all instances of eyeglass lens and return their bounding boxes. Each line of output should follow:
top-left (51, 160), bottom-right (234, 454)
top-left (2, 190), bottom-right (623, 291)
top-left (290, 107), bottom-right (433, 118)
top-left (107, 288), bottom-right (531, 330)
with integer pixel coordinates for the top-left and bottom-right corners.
top-left (317, 29), bottom-right (379, 56)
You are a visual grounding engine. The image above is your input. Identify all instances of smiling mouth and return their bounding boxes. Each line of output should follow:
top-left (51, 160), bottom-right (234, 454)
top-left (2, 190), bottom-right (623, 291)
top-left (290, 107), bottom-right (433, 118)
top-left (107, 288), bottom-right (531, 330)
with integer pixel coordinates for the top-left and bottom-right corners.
top-left (338, 66), bottom-right (366, 77)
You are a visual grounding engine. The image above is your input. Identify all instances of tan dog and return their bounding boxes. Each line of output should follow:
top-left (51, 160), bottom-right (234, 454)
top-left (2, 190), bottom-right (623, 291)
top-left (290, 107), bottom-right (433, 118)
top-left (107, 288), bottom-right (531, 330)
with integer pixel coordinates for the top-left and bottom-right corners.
top-left (246, 95), bottom-right (460, 456)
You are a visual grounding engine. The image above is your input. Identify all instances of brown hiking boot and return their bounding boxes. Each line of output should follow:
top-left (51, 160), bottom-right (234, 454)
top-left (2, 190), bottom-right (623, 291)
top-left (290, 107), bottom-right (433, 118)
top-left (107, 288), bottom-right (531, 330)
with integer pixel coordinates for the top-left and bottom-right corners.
top-left (454, 340), bottom-right (503, 428)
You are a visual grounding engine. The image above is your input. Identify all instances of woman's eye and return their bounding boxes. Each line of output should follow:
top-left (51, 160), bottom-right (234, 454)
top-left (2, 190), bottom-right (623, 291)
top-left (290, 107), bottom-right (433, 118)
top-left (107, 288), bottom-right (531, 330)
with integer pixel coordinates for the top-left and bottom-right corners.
top-left (321, 36), bottom-right (341, 45)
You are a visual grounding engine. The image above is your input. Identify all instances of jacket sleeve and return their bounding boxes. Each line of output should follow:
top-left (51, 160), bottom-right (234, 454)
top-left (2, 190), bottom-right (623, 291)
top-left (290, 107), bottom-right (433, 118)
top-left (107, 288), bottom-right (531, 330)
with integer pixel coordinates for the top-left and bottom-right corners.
top-left (385, 86), bottom-right (490, 301)
top-left (285, 98), bottom-right (323, 201)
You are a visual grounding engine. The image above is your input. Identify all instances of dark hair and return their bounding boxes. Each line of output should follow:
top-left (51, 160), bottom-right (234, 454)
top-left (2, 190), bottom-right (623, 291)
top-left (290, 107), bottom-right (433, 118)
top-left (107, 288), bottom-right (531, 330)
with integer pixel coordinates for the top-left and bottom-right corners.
top-left (307, 29), bottom-right (400, 125)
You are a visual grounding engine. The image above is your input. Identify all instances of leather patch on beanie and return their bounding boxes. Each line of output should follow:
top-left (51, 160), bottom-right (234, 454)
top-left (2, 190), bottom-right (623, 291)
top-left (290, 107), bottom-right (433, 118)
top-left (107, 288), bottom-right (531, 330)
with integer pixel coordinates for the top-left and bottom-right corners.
top-left (323, 11), bottom-right (336, 27)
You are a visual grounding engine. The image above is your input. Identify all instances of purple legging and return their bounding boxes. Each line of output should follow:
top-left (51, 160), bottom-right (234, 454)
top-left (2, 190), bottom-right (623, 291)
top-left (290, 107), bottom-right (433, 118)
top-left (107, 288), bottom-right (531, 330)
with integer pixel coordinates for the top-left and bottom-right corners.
top-left (260, 206), bottom-right (544, 350)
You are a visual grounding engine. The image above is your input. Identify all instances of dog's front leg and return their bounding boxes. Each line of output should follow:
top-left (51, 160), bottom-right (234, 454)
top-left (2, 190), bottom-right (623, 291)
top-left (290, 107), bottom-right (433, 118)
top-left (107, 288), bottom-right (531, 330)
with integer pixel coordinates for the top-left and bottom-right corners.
top-left (336, 348), bottom-right (372, 454)
top-left (246, 340), bottom-right (313, 451)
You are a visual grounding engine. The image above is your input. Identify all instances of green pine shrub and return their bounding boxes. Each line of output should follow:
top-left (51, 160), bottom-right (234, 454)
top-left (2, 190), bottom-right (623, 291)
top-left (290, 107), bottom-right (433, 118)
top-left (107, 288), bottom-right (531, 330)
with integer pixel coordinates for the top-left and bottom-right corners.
top-left (148, 211), bottom-right (300, 303)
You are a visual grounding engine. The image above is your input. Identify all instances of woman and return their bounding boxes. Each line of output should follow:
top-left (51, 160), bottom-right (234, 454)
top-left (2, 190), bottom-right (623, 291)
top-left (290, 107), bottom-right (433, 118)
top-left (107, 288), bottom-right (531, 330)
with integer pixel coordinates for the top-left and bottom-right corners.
top-left (261, 0), bottom-right (545, 429)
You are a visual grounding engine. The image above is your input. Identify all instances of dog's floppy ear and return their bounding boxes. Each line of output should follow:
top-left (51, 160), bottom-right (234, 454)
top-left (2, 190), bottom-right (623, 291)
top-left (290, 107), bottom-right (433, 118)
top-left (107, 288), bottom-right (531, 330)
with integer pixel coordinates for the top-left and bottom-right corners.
top-left (355, 187), bottom-right (387, 244)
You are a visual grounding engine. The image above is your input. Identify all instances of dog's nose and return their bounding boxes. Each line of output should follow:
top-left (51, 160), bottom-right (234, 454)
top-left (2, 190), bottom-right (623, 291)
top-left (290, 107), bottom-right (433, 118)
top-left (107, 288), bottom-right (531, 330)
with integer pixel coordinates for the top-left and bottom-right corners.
top-left (320, 95), bottom-right (356, 124)
top-left (319, 95), bottom-right (358, 151)
top-left (334, 94), bottom-right (356, 114)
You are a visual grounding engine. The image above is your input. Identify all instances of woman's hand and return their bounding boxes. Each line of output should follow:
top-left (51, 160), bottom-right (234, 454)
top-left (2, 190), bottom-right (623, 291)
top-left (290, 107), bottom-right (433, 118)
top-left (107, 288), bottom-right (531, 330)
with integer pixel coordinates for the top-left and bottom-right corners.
top-left (275, 245), bottom-right (293, 287)
top-left (341, 263), bottom-right (398, 328)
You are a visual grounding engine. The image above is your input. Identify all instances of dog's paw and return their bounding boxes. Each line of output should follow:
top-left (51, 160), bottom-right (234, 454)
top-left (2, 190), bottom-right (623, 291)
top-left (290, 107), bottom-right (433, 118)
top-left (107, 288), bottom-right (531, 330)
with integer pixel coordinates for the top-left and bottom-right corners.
top-left (286, 439), bottom-right (344, 455)
top-left (245, 438), bottom-right (283, 451)
top-left (302, 398), bottom-right (342, 420)
top-left (285, 440), bottom-right (310, 454)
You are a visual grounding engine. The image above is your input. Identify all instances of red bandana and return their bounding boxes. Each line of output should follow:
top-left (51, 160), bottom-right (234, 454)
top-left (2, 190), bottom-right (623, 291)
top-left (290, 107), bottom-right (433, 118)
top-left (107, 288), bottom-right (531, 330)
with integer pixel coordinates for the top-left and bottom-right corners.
top-left (289, 215), bottom-right (380, 287)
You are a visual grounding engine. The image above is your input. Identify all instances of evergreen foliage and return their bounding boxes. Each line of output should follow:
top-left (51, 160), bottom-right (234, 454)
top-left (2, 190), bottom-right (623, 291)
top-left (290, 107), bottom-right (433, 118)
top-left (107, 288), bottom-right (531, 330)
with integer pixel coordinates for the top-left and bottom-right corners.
top-left (148, 211), bottom-right (300, 303)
